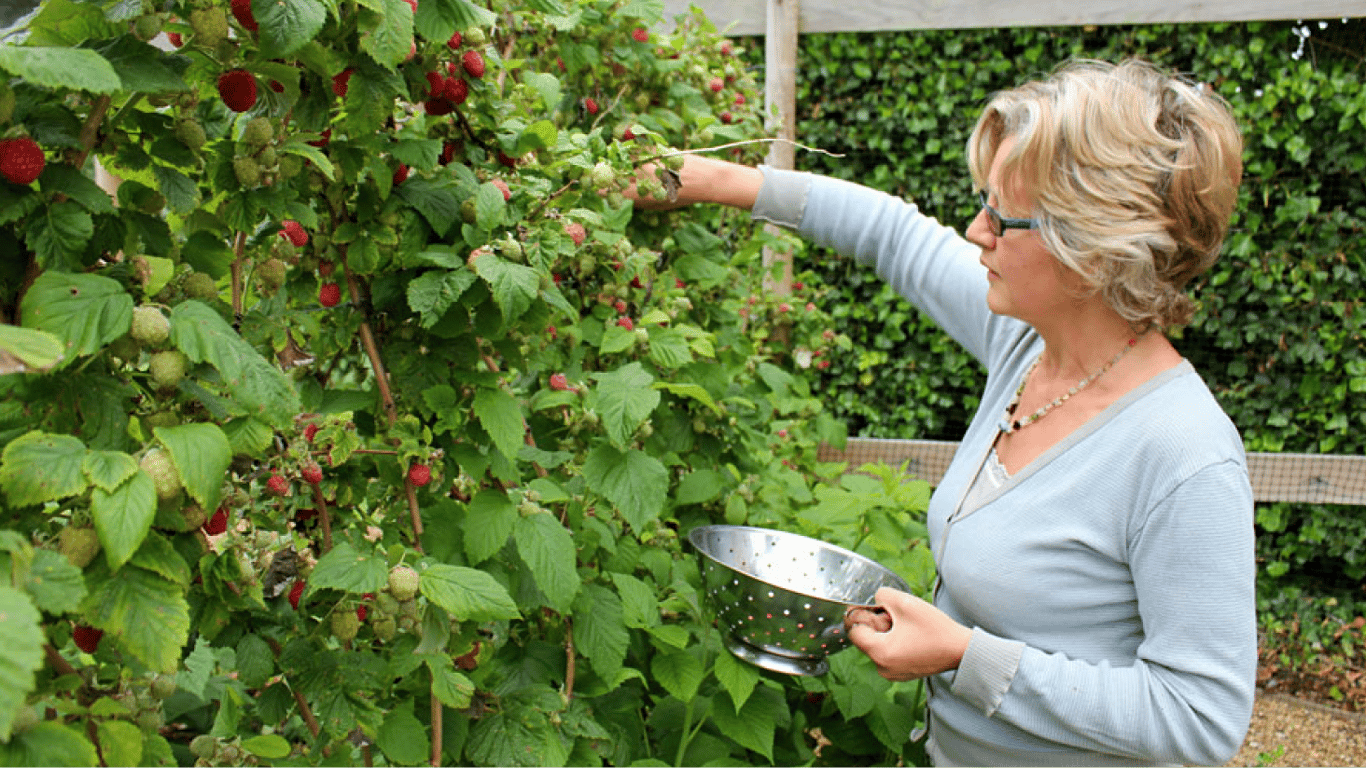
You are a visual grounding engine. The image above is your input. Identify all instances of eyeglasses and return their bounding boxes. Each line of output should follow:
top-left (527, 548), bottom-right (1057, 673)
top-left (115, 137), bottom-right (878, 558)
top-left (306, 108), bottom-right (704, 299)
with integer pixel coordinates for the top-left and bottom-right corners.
top-left (978, 191), bottom-right (1039, 237)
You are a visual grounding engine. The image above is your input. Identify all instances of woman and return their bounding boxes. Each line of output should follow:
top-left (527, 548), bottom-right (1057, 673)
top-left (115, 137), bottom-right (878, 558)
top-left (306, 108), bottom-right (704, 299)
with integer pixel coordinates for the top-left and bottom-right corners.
top-left (641, 59), bottom-right (1257, 765)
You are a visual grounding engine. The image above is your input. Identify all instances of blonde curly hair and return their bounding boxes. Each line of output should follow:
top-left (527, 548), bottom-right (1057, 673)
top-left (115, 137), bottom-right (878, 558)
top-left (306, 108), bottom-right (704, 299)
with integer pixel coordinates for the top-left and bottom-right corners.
top-left (967, 58), bottom-right (1244, 328)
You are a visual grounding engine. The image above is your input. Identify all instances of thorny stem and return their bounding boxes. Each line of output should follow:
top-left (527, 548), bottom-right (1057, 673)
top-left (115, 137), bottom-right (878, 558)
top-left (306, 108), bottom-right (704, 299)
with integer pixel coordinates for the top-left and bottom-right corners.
top-left (309, 479), bottom-right (334, 554)
top-left (265, 638), bottom-right (322, 738)
top-left (525, 179), bottom-right (579, 223)
top-left (404, 478), bottom-right (424, 552)
top-left (429, 686), bottom-right (443, 767)
top-left (343, 265), bottom-right (398, 428)
top-left (74, 95), bottom-right (112, 169)
top-left (230, 231), bottom-right (247, 326)
top-left (564, 619), bottom-right (576, 700)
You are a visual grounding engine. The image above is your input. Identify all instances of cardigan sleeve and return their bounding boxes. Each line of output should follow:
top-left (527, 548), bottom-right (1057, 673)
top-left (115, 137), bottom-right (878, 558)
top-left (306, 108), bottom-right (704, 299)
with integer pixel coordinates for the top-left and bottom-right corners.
top-left (948, 459), bottom-right (1257, 766)
top-left (752, 166), bottom-right (1003, 367)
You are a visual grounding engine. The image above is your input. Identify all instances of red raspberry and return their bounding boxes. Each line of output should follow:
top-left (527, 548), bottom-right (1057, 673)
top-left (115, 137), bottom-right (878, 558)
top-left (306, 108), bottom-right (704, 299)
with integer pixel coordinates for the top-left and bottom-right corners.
top-left (447, 31), bottom-right (462, 49)
top-left (584, 97), bottom-right (598, 115)
top-left (440, 141), bottom-right (457, 165)
top-left (231, 0), bottom-right (257, 31)
top-left (303, 423), bottom-right (320, 443)
top-left (0, 137), bottom-right (46, 185)
top-left (73, 625), bottom-right (103, 654)
top-left (709, 77), bottom-right (723, 93)
top-left (564, 221), bottom-right (586, 246)
top-left (332, 68), bottom-right (354, 98)
top-left (631, 27), bottom-right (649, 43)
top-left (217, 69), bottom-right (257, 113)
top-left (549, 373), bottom-right (571, 391)
top-left (167, 30), bottom-right (183, 47)
top-left (400, 0), bottom-right (416, 12)
top-left (279, 220), bottom-right (308, 248)
top-left (288, 579), bottom-right (305, 609)
top-left (267, 473), bottom-right (289, 496)
top-left (491, 178), bottom-right (510, 201)
top-left (444, 76), bottom-right (468, 105)
top-left (614, 300), bottom-right (627, 313)
top-left (202, 507), bottom-right (229, 535)
top-left (425, 98), bottom-right (455, 116)
top-left (720, 111), bottom-right (733, 124)
top-left (426, 71), bottom-right (444, 97)
top-left (301, 463), bottom-right (323, 485)
top-left (616, 317), bottom-right (634, 331)
top-left (735, 93), bottom-right (747, 106)
top-left (356, 603), bottom-right (368, 622)
top-left (461, 50), bottom-right (485, 78)
top-left (408, 463), bottom-right (431, 487)
top-left (392, 163), bottom-right (409, 186)
top-left (319, 282), bottom-right (342, 307)
top-left (308, 128), bottom-right (331, 148)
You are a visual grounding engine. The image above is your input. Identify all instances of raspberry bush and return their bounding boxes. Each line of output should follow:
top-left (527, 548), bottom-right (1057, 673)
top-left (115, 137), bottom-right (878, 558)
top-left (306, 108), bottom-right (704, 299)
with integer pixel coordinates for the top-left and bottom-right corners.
top-left (0, 0), bottom-right (934, 765)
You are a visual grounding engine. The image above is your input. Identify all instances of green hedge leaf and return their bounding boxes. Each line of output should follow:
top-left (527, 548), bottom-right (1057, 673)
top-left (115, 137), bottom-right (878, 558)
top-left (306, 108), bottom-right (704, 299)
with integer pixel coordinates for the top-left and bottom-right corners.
top-left (307, 542), bottom-right (388, 596)
top-left (0, 46), bottom-right (121, 93)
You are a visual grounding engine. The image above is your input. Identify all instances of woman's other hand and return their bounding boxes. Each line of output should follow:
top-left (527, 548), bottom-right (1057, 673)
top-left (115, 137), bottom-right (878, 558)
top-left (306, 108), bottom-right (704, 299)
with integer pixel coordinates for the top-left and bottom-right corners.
top-left (846, 587), bottom-right (973, 681)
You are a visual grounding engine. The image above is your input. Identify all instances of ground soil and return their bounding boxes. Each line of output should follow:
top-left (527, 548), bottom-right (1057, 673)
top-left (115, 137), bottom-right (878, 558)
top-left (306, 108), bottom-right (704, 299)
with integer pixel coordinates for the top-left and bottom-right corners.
top-left (1229, 692), bottom-right (1366, 767)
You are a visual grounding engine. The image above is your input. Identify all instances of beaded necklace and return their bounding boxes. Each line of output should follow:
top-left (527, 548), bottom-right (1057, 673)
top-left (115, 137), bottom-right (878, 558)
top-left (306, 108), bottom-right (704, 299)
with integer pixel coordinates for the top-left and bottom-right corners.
top-left (999, 335), bottom-right (1142, 435)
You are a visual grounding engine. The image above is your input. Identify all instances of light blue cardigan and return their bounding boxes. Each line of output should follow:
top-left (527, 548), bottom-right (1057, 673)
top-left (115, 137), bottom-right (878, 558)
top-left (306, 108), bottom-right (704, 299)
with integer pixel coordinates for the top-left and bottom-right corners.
top-left (752, 167), bottom-right (1257, 766)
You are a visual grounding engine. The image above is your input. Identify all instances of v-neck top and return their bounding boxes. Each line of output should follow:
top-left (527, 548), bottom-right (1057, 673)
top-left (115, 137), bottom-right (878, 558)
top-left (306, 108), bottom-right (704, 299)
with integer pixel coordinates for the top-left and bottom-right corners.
top-left (752, 166), bottom-right (1257, 767)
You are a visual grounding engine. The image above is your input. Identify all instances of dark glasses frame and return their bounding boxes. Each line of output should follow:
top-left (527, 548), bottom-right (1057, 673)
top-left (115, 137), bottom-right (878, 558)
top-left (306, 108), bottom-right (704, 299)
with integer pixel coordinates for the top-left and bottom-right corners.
top-left (978, 191), bottom-right (1039, 237)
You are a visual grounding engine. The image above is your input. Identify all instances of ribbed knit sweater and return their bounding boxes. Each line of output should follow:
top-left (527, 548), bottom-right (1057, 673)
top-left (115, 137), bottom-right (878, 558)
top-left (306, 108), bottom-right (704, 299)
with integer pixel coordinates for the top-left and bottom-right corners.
top-left (751, 167), bottom-right (1257, 766)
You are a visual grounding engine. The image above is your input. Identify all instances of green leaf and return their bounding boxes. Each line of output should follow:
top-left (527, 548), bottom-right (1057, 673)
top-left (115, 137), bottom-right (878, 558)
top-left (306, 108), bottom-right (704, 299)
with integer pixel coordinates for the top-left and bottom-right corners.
top-left (473, 387), bottom-right (524, 461)
top-left (571, 583), bottom-right (627, 680)
top-left (582, 445), bottom-right (667, 535)
top-left (280, 140), bottom-right (336, 181)
top-left (598, 323), bottom-right (636, 354)
top-left (675, 468), bottom-right (724, 505)
top-left (235, 633), bottom-right (276, 689)
top-left (0, 324), bottom-right (65, 373)
top-left (0, 586), bottom-right (44, 743)
top-left (20, 272), bottom-right (133, 368)
top-left (26, 202), bottom-right (94, 270)
top-left (38, 165), bottom-right (114, 215)
top-left (0, 46), bottom-right (122, 93)
top-left (522, 72), bottom-right (562, 110)
top-left (645, 327), bottom-right (694, 368)
top-left (591, 362), bottom-right (660, 447)
top-left (94, 36), bottom-right (189, 94)
top-left (709, 684), bottom-right (787, 761)
top-left (516, 120), bottom-right (557, 155)
top-left (168, 301), bottom-right (301, 428)
top-left (23, 549), bottom-right (87, 615)
top-left (91, 471), bottom-right (155, 570)
top-left (471, 253), bottom-right (539, 326)
top-left (651, 648), bottom-right (703, 702)
top-left (514, 513), bottom-right (579, 611)
top-left (129, 532), bottom-right (191, 588)
top-left (463, 489), bottom-right (516, 564)
top-left (95, 719), bottom-right (143, 767)
top-left (419, 563), bottom-right (520, 622)
top-left (653, 381), bottom-right (719, 413)
top-left (308, 542), bottom-right (388, 596)
top-left (0, 431), bottom-right (88, 508)
top-left (154, 423), bottom-right (232, 513)
top-left (392, 138), bottom-right (441, 170)
top-left (376, 701), bottom-right (429, 766)
top-left (241, 734), bottom-right (292, 760)
top-left (82, 450), bottom-right (137, 493)
top-left (609, 571), bottom-right (658, 628)
top-left (0, 721), bottom-right (99, 767)
top-left (398, 178), bottom-right (462, 236)
top-left (407, 269), bottom-right (477, 327)
top-left (425, 655), bottom-right (474, 708)
top-left (414, 0), bottom-right (496, 43)
top-left (712, 647), bottom-right (760, 710)
top-left (256, 0), bottom-right (328, 58)
top-left (473, 181), bottom-right (507, 230)
top-left (81, 564), bottom-right (190, 673)
top-left (359, 0), bottom-right (415, 68)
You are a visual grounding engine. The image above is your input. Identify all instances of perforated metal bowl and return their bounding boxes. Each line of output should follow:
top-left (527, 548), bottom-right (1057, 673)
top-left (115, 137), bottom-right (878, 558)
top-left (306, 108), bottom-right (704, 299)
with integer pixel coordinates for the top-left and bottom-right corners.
top-left (688, 524), bottom-right (909, 676)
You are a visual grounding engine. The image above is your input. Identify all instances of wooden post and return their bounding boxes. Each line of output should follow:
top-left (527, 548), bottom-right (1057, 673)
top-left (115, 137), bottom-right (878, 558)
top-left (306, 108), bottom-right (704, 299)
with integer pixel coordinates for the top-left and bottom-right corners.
top-left (762, 0), bottom-right (800, 295)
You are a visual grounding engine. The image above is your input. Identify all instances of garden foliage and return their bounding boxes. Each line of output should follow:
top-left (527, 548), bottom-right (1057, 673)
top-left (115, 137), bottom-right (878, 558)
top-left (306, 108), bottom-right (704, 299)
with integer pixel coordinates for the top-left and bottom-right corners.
top-left (0, 0), bottom-right (938, 765)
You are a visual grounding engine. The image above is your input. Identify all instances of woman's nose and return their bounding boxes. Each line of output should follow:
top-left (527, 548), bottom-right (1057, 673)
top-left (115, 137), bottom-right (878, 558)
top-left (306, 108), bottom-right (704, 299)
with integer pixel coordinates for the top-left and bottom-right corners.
top-left (965, 208), bottom-right (995, 250)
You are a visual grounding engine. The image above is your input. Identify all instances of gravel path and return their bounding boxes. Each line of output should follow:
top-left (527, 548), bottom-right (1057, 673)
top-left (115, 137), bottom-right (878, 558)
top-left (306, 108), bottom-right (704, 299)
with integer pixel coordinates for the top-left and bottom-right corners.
top-left (1228, 693), bottom-right (1366, 767)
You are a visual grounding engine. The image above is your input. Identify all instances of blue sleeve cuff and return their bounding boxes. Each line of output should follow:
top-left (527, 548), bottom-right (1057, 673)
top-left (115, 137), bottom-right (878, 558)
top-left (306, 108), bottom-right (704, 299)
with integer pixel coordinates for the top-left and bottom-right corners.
top-left (951, 627), bottom-right (1025, 717)
top-left (750, 165), bottom-right (812, 229)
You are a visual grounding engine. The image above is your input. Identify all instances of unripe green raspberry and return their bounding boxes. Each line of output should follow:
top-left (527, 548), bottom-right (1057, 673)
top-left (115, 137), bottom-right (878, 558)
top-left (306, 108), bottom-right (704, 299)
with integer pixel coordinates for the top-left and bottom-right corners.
top-left (463, 27), bottom-right (487, 45)
top-left (374, 592), bottom-right (400, 616)
top-left (189, 734), bottom-right (217, 760)
top-left (174, 119), bottom-right (206, 151)
top-left (132, 13), bottom-right (162, 41)
top-left (140, 448), bottom-right (181, 501)
top-left (58, 526), bottom-right (101, 568)
top-left (233, 156), bottom-right (261, 187)
top-left (180, 503), bottom-right (207, 529)
top-left (589, 161), bottom-right (616, 189)
top-left (387, 565), bottom-right (420, 601)
top-left (241, 116), bottom-right (273, 148)
top-left (256, 257), bottom-right (287, 294)
top-left (130, 306), bottom-right (170, 345)
top-left (372, 617), bottom-right (398, 641)
top-left (256, 145), bottom-right (277, 168)
top-left (148, 350), bottom-right (188, 389)
top-left (150, 673), bottom-right (177, 700)
top-left (278, 154), bottom-right (303, 179)
top-left (189, 7), bottom-right (228, 47)
top-left (183, 272), bottom-right (217, 301)
top-left (330, 610), bottom-right (360, 642)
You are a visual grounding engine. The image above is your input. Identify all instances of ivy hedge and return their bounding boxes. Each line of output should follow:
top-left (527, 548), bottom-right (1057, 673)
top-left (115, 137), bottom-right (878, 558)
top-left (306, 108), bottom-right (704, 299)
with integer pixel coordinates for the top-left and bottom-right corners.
top-left (756, 20), bottom-right (1366, 623)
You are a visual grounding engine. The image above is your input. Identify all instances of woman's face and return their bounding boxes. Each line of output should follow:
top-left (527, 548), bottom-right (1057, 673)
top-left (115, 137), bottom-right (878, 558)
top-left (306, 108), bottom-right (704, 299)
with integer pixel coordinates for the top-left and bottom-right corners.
top-left (965, 137), bottom-right (1089, 325)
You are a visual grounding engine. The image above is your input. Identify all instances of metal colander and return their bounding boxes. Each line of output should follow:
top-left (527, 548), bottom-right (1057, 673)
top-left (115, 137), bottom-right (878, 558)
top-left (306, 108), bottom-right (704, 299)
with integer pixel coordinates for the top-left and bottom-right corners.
top-left (688, 524), bottom-right (910, 676)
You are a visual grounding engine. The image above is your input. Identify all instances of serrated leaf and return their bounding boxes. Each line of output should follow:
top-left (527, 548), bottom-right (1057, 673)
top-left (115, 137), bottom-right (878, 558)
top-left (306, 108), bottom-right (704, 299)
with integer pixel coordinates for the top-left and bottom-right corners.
top-left (709, 685), bottom-right (787, 761)
top-left (82, 450), bottom-right (137, 493)
top-left (129, 532), bottom-right (191, 588)
top-left (514, 513), bottom-right (579, 611)
top-left (397, 177), bottom-right (462, 236)
top-left (23, 549), bottom-right (87, 615)
top-left (675, 468), bottom-right (725, 505)
top-left (280, 141), bottom-right (336, 180)
top-left (235, 634), bottom-right (276, 689)
top-left (473, 181), bottom-right (506, 230)
top-left (0, 586), bottom-right (44, 742)
top-left (0, 431), bottom-right (88, 508)
top-left (168, 301), bottom-right (301, 428)
top-left (0, 46), bottom-right (122, 93)
top-left (609, 571), bottom-right (658, 628)
top-left (598, 323), bottom-right (636, 354)
top-left (256, 0), bottom-right (328, 58)
top-left (307, 542), bottom-right (388, 596)
top-left (95, 719), bottom-right (143, 767)
top-left (463, 489), bottom-right (515, 564)
top-left (425, 655), bottom-right (474, 708)
top-left (646, 327), bottom-right (694, 368)
top-left (571, 584), bottom-right (627, 680)
top-left (522, 72), bottom-right (561, 109)
top-left (154, 423), bottom-right (232, 513)
top-left (94, 35), bottom-right (189, 94)
top-left (26, 202), bottom-right (94, 271)
top-left (20, 271), bottom-right (133, 368)
top-left (515, 120), bottom-right (557, 155)
top-left (0, 324), bottom-right (64, 374)
top-left (590, 362), bottom-right (659, 447)
top-left (419, 563), bottom-right (520, 622)
top-left (375, 702), bottom-right (428, 766)
top-left (91, 471), bottom-right (155, 570)
top-left (407, 269), bottom-right (477, 327)
top-left (359, 0), bottom-right (414, 67)
top-left (38, 165), bottom-right (114, 215)
top-left (152, 165), bottom-right (199, 215)
top-left (712, 647), bottom-right (760, 710)
top-left (651, 648), bottom-right (703, 702)
top-left (80, 565), bottom-right (190, 673)
top-left (581, 445), bottom-right (666, 535)
top-left (414, 0), bottom-right (496, 42)
top-left (473, 387), bottom-right (524, 461)
top-left (654, 381), bottom-right (719, 413)
top-left (0, 721), bottom-right (99, 766)
top-left (241, 734), bottom-right (291, 760)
